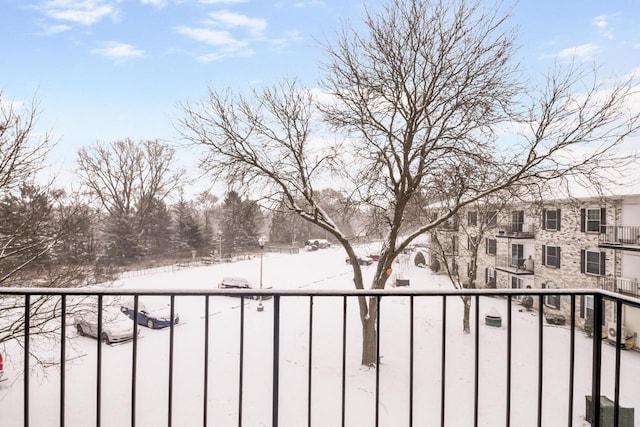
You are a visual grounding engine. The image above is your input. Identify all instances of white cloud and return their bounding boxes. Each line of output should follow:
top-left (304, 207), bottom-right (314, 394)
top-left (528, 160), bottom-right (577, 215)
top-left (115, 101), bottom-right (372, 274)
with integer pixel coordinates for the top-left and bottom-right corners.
top-left (140, 0), bottom-right (168, 7)
top-left (39, 23), bottom-right (73, 35)
top-left (35, 0), bottom-right (118, 25)
top-left (198, 0), bottom-right (248, 4)
top-left (174, 26), bottom-right (237, 46)
top-left (557, 43), bottom-right (599, 61)
top-left (92, 41), bottom-right (145, 58)
top-left (592, 14), bottom-right (613, 40)
top-left (207, 10), bottom-right (267, 35)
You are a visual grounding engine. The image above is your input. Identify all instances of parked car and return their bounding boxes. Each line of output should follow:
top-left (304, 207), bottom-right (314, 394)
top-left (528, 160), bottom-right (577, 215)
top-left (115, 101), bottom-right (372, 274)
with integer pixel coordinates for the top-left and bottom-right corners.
top-left (305, 239), bottom-right (331, 249)
top-left (120, 299), bottom-right (179, 329)
top-left (368, 253), bottom-right (381, 261)
top-left (218, 276), bottom-right (272, 300)
top-left (0, 352), bottom-right (5, 382)
top-left (75, 310), bottom-right (139, 344)
top-left (345, 255), bottom-right (374, 266)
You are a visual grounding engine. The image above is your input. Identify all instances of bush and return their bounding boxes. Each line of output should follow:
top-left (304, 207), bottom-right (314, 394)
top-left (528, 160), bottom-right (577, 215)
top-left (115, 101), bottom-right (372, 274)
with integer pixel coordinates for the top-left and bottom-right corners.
top-left (545, 313), bottom-right (566, 326)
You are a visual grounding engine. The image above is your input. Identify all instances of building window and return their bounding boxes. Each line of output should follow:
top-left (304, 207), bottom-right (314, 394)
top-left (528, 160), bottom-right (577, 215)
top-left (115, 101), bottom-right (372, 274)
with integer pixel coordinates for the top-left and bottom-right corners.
top-left (468, 235), bottom-right (479, 250)
top-left (511, 210), bottom-right (524, 232)
top-left (542, 209), bottom-right (561, 231)
top-left (485, 268), bottom-right (496, 288)
top-left (542, 245), bottom-right (561, 268)
top-left (580, 250), bottom-right (606, 276)
top-left (485, 211), bottom-right (497, 227)
top-left (511, 276), bottom-right (523, 289)
top-left (583, 295), bottom-right (594, 319)
top-left (542, 283), bottom-right (561, 309)
top-left (468, 211), bottom-right (477, 226)
top-left (486, 238), bottom-right (497, 255)
top-left (581, 207), bottom-right (605, 233)
top-left (511, 244), bottom-right (523, 267)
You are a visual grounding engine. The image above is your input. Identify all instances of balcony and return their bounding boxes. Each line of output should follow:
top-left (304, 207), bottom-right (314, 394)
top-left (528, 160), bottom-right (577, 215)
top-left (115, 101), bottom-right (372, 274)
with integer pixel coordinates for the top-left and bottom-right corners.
top-left (599, 225), bottom-right (640, 252)
top-left (496, 222), bottom-right (535, 239)
top-left (599, 275), bottom-right (640, 298)
top-left (495, 255), bottom-right (534, 275)
top-left (0, 287), bottom-right (638, 426)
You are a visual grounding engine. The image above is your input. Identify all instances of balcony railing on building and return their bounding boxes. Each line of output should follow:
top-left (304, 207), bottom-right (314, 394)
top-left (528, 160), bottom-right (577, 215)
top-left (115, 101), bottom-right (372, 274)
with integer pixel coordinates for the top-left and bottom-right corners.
top-left (0, 287), bottom-right (638, 427)
top-left (495, 255), bottom-right (534, 275)
top-left (598, 225), bottom-right (640, 251)
top-left (496, 222), bottom-right (535, 239)
top-left (599, 275), bottom-right (640, 298)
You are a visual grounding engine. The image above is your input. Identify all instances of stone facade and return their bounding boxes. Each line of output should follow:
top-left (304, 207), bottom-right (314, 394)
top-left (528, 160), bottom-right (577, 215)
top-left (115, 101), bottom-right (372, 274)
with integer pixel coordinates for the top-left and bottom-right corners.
top-left (428, 194), bottom-right (640, 345)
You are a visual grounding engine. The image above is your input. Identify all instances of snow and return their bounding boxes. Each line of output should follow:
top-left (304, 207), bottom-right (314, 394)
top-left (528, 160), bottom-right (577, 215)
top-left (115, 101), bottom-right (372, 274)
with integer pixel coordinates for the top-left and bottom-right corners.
top-left (1, 247), bottom-right (639, 426)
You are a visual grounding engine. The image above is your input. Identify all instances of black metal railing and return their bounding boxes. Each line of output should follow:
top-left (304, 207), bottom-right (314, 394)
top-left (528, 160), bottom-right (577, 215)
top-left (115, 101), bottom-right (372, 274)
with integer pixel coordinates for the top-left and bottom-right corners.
top-left (599, 275), bottom-right (640, 298)
top-left (496, 222), bottom-right (535, 238)
top-left (0, 287), bottom-right (638, 427)
top-left (495, 255), bottom-right (534, 274)
top-left (599, 225), bottom-right (640, 249)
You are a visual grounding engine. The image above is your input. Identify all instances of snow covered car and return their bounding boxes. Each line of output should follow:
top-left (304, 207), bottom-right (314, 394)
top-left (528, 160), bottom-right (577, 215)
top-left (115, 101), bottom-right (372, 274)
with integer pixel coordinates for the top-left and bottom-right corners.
top-left (218, 276), bottom-right (272, 300)
top-left (345, 255), bottom-right (374, 266)
top-left (120, 300), bottom-right (179, 329)
top-left (75, 311), bottom-right (139, 344)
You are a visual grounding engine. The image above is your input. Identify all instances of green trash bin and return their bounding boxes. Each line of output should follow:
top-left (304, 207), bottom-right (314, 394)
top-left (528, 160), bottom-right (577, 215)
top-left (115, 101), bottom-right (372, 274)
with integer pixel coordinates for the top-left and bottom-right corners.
top-left (585, 395), bottom-right (634, 426)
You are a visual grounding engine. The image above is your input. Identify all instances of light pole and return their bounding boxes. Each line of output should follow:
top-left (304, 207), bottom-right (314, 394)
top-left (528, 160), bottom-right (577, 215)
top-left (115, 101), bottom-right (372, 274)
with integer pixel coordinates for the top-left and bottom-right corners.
top-left (257, 236), bottom-right (266, 312)
top-left (218, 231), bottom-right (222, 262)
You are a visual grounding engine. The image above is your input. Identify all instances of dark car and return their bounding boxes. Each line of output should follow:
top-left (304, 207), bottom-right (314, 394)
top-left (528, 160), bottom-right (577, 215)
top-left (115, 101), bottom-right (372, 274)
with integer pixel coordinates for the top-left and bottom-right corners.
top-left (218, 276), bottom-right (272, 300)
top-left (120, 300), bottom-right (180, 329)
top-left (345, 255), bottom-right (374, 266)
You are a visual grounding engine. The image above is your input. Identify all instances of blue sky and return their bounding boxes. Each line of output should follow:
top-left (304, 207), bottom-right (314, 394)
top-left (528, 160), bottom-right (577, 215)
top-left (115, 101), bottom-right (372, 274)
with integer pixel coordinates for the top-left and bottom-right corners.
top-left (1, 0), bottom-right (639, 190)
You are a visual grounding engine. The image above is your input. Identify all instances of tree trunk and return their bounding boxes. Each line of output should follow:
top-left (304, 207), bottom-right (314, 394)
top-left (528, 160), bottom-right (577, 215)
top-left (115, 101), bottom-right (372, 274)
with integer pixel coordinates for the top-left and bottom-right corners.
top-left (360, 296), bottom-right (378, 366)
top-left (462, 296), bottom-right (471, 334)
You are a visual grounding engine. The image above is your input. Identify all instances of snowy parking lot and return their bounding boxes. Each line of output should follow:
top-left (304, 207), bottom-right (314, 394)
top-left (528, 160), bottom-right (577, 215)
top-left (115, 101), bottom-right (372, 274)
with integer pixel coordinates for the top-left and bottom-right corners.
top-left (1, 246), bottom-right (639, 426)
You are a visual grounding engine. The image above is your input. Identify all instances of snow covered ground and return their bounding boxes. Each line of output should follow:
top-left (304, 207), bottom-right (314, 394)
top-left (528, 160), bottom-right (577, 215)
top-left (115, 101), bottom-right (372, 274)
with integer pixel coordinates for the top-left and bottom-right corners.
top-left (1, 246), bottom-right (639, 426)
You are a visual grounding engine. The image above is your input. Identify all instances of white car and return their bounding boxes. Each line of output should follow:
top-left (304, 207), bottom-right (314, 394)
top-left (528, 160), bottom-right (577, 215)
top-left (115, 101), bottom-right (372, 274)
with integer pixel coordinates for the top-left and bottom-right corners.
top-left (75, 310), bottom-right (139, 344)
top-left (218, 276), bottom-right (272, 300)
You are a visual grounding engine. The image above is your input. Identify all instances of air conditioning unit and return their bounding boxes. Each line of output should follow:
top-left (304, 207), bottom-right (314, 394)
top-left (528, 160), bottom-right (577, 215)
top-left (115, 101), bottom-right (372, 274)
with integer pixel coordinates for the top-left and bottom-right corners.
top-left (607, 323), bottom-right (634, 348)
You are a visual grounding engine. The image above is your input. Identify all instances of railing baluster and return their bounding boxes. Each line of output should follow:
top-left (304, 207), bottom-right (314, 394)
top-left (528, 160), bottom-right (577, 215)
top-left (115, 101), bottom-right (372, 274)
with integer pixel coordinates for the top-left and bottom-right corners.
top-left (132, 295), bottom-right (138, 427)
top-left (203, 296), bottom-right (209, 427)
top-left (568, 295), bottom-right (575, 427)
top-left (409, 296), bottom-right (414, 427)
top-left (238, 297), bottom-right (244, 426)
top-left (168, 295), bottom-right (175, 427)
top-left (60, 295), bottom-right (66, 427)
top-left (97, 295), bottom-right (103, 427)
top-left (341, 296), bottom-right (347, 427)
top-left (591, 294), bottom-right (603, 427)
top-left (272, 296), bottom-right (280, 427)
top-left (506, 296), bottom-right (512, 427)
top-left (375, 295), bottom-right (381, 427)
top-left (307, 296), bottom-right (313, 427)
top-left (24, 294), bottom-right (30, 427)
top-left (441, 296), bottom-right (446, 427)
top-left (613, 299), bottom-right (622, 427)
top-left (537, 295), bottom-right (544, 427)
top-left (474, 296), bottom-right (479, 427)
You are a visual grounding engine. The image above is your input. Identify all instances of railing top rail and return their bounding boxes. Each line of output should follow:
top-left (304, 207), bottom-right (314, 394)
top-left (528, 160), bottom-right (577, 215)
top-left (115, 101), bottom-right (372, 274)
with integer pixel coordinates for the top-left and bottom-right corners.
top-left (1, 286), bottom-right (638, 307)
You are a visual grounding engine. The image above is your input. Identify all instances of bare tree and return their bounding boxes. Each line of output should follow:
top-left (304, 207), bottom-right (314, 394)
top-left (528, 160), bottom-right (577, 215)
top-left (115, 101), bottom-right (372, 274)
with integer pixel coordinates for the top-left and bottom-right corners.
top-left (0, 91), bottom-right (50, 192)
top-left (76, 138), bottom-right (185, 260)
top-left (179, 0), bottom-right (639, 365)
top-left (430, 194), bottom-right (513, 333)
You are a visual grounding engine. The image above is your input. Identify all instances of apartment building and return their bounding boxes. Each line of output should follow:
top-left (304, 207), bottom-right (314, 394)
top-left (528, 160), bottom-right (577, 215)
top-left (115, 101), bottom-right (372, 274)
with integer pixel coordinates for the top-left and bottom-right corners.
top-left (429, 194), bottom-right (640, 348)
